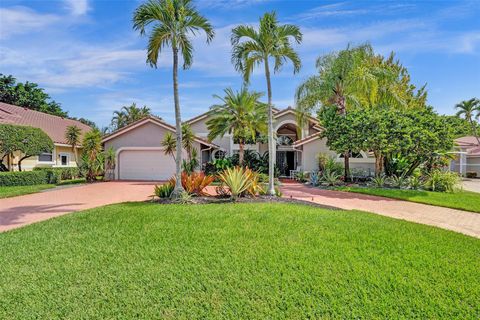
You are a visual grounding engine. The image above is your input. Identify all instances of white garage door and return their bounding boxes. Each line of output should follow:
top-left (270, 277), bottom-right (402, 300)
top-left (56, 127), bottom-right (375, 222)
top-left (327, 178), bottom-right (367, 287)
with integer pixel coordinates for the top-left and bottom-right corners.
top-left (118, 149), bottom-right (175, 181)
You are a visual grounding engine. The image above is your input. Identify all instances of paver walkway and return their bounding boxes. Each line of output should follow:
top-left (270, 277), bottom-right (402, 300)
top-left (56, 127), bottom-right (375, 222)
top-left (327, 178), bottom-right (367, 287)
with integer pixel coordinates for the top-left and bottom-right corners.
top-left (0, 181), bottom-right (156, 232)
top-left (281, 183), bottom-right (480, 238)
top-left (462, 179), bottom-right (480, 193)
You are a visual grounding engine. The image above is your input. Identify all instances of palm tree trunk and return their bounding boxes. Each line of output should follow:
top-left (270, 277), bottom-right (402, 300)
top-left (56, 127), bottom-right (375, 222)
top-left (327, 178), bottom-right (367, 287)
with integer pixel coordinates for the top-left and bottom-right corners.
top-left (337, 95), bottom-right (350, 181)
top-left (171, 46), bottom-right (184, 197)
top-left (239, 141), bottom-right (244, 166)
top-left (265, 59), bottom-right (275, 195)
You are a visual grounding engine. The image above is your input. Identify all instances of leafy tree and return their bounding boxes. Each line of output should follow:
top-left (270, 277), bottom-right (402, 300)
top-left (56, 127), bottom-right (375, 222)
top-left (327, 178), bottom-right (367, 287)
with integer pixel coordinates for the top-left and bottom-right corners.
top-left (110, 103), bottom-right (152, 130)
top-left (133, 0), bottom-right (214, 197)
top-left (81, 130), bottom-right (103, 182)
top-left (232, 11), bottom-right (302, 195)
top-left (207, 87), bottom-right (267, 165)
top-left (0, 124), bottom-right (53, 171)
top-left (65, 125), bottom-right (82, 167)
top-left (455, 98), bottom-right (480, 144)
top-left (0, 74), bottom-right (67, 117)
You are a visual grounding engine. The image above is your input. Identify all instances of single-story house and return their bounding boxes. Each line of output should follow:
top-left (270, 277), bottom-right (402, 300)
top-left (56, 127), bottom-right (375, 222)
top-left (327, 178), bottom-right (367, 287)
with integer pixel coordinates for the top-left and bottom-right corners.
top-left (0, 102), bottom-right (91, 171)
top-left (103, 107), bottom-right (375, 181)
top-left (450, 136), bottom-right (480, 177)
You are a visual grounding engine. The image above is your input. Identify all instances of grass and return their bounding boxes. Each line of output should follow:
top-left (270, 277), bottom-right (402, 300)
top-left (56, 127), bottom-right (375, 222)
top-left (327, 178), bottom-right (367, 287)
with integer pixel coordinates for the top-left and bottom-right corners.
top-left (0, 184), bottom-right (55, 198)
top-left (337, 186), bottom-right (480, 213)
top-left (1, 203), bottom-right (479, 319)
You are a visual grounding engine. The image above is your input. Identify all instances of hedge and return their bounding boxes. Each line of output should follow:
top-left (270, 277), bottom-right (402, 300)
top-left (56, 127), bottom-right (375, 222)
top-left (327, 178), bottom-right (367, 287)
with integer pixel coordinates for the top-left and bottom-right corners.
top-left (34, 167), bottom-right (81, 183)
top-left (0, 171), bottom-right (48, 186)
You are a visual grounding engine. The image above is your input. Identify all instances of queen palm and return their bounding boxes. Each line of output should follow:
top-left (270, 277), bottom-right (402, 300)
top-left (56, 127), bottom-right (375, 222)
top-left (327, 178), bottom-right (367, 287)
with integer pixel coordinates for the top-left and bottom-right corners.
top-left (65, 125), bottom-right (81, 167)
top-left (455, 98), bottom-right (480, 144)
top-left (232, 12), bottom-right (302, 195)
top-left (207, 87), bottom-right (267, 165)
top-left (133, 0), bottom-right (214, 197)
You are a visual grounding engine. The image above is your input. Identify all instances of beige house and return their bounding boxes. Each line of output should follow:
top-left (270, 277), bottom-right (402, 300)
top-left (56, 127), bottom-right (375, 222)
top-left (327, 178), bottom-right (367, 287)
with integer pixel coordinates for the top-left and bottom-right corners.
top-left (450, 136), bottom-right (480, 177)
top-left (0, 102), bottom-right (91, 171)
top-left (103, 107), bottom-right (375, 181)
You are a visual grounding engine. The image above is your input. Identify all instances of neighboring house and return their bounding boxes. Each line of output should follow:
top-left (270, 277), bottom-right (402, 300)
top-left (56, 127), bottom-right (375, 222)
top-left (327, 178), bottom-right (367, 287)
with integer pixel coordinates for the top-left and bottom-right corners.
top-left (0, 102), bottom-right (91, 171)
top-left (450, 136), bottom-right (480, 177)
top-left (103, 106), bottom-right (374, 181)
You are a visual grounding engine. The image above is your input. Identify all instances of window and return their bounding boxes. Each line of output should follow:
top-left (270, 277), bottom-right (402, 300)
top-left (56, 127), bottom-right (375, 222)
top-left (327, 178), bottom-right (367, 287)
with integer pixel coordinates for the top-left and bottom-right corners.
top-left (277, 136), bottom-right (294, 146)
top-left (212, 150), bottom-right (226, 160)
top-left (38, 152), bottom-right (53, 162)
top-left (60, 154), bottom-right (69, 166)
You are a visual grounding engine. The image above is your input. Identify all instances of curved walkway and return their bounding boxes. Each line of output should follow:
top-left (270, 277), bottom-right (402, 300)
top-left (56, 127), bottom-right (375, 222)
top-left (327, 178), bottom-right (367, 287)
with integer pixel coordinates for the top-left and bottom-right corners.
top-left (0, 182), bottom-right (155, 233)
top-left (281, 183), bottom-right (480, 238)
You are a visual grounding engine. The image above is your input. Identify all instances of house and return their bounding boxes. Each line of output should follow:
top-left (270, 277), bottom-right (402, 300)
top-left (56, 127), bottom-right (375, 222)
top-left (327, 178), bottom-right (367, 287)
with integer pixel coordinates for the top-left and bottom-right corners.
top-left (450, 136), bottom-right (480, 177)
top-left (103, 106), bottom-right (375, 181)
top-left (0, 102), bottom-right (91, 171)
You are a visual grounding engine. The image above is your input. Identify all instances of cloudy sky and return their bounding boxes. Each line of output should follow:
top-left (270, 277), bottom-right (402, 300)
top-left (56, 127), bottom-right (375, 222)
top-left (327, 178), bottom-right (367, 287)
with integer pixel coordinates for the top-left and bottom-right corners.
top-left (1, 0), bottom-right (479, 127)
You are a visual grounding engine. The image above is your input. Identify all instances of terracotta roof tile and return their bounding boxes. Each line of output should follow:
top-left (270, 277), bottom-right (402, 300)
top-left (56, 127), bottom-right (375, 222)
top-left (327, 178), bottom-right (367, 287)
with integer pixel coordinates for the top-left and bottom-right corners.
top-left (0, 102), bottom-right (92, 144)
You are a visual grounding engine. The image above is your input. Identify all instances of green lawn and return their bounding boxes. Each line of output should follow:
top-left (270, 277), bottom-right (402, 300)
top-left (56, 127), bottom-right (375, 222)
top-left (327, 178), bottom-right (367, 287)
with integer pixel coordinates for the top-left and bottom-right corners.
top-left (1, 203), bottom-right (478, 319)
top-left (337, 186), bottom-right (480, 213)
top-left (0, 184), bottom-right (55, 198)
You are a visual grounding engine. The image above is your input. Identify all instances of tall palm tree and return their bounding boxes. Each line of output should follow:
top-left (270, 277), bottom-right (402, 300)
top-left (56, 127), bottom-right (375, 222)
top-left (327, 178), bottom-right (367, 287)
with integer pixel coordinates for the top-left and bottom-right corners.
top-left (207, 87), bottom-right (267, 165)
top-left (133, 0), bottom-right (214, 197)
top-left (65, 125), bottom-right (82, 167)
top-left (455, 98), bottom-right (480, 144)
top-left (231, 12), bottom-right (302, 195)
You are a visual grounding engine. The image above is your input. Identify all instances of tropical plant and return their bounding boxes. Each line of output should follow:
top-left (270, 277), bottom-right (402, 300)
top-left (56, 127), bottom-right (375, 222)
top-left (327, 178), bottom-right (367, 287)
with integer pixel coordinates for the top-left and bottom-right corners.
top-left (207, 87), bottom-right (267, 165)
top-left (65, 125), bottom-right (81, 167)
top-left (182, 147), bottom-right (199, 174)
top-left (424, 170), bottom-right (460, 193)
top-left (153, 182), bottom-right (174, 198)
top-left (81, 130), bottom-right (103, 182)
top-left (218, 166), bottom-right (259, 200)
top-left (111, 103), bottom-right (152, 130)
top-left (324, 156), bottom-right (344, 176)
top-left (455, 98), bottom-right (480, 144)
top-left (408, 175), bottom-right (423, 190)
top-left (169, 171), bottom-right (214, 196)
top-left (133, 0), bottom-right (214, 198)
top-left (322, 170), bottom-right (341, 186)
top-left (295, 171), bottom-right (308, 183)
top-left (172, 191), bottom-right (194, 204)
top-left (309, 170), bottom-right (320, 186)
top-left (0, 124), bottom-right (53, 171)
top-left (317, 153), bottom-right (329, 171)
top-left (231, 11), bottom-right (302, 195)
top-left (104, 147), bottom-right (116, 181)
top-left (371, 175), bottom-right (387, 188)
top-left (389, 174), bottom-right (408, 189)
top-left (161, 132), bottom-right (177, 161)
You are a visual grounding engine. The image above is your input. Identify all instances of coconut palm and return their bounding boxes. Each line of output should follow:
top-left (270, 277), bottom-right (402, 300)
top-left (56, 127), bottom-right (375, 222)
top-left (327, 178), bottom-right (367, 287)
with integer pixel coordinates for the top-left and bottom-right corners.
top-left (65, 125), bottom-right (82, 167)
top-left (207, 87), bottom-right (267, 165)
top-left (133, 0), bottom-right (214, 197)
top-left (231, 11), bottom-right (302, 195)
top-left (455, 98), bottom-right (480, 144)
top-left (111, 103), bottom-right (151, 130)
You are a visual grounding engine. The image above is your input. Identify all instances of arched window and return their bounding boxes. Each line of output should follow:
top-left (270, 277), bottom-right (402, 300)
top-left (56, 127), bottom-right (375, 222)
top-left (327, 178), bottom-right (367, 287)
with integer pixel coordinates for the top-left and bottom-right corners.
top-left (212, 150), bottom-right (226, 160)
top-left (277, 135), bottom-right (294, 146)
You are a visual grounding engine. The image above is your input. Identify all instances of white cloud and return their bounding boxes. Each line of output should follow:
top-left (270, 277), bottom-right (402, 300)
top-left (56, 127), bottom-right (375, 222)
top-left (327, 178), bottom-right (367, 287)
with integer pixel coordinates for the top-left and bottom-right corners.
top-left (0, 6), bottom-right (60, 39)
top-left (64, 0), bottom-right (89, 16)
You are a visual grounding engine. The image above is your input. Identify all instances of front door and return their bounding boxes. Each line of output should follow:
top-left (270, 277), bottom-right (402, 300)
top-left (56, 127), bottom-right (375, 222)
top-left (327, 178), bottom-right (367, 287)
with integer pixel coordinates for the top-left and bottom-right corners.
top-left (276, 151), bottom-right (296, 176)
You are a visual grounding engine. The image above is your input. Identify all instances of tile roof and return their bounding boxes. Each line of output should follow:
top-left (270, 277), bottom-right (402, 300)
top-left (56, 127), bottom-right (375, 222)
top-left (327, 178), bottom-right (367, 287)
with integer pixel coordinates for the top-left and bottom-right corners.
top-left (455, 136), bottom-right (480, 147)
top-left (0, 102), bottom-right (92, 145)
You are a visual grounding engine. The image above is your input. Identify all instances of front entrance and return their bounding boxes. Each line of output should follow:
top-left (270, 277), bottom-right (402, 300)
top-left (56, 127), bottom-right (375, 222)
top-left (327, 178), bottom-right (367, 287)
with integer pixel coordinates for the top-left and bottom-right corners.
top-left (276, 151), bottom-right (295, 176)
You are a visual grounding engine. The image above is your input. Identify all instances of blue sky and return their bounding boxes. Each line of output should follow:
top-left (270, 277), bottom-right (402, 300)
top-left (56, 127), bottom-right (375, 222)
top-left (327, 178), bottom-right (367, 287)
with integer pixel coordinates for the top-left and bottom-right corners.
top-left (1, 0), bottom-right (479, 127)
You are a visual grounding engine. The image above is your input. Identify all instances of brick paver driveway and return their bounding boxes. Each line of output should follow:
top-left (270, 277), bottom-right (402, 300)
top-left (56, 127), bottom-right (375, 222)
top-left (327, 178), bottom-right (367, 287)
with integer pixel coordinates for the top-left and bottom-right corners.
top-left (0, 181), bottom-right (156, 232)
top-left (281, 183), bottom-right (480, 238)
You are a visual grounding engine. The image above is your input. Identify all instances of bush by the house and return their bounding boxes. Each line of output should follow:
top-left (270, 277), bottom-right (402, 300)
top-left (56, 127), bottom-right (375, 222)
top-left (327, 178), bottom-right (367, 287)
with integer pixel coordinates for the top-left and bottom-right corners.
top-left (153, 183), bottom-right (174, 198)
top-left (34, 167), bottom-right (81, 183)
top-left (424, 170), bottom-right (460, 193)
top-left (466, 171), bottom-right (477, 178)
top-left (0, 170), bottom-right (48, 186)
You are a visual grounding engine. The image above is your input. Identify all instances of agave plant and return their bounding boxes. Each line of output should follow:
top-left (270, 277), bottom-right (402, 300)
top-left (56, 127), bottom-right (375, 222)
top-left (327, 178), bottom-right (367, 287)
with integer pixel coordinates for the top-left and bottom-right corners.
top-left (322, 170), bottom-right (341, 186)
top-left (218, 166), bottom-right (259, 199)
top-left (371, 175), bottom-right (387, 188)
top-left (390, 174), bottom-right (408, 189)
top-left (309, 170), bottom-right (320, 186)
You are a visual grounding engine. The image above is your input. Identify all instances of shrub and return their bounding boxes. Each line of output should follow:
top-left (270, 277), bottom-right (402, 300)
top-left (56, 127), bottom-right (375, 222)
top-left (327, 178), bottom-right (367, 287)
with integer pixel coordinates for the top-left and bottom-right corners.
top-left (324, 156), bottom-right (344, 176)
top-left (408, 175), bottom-right (423, 190)
top-left (424, 170), bottom-right (460, 193)
top-left (153, 182), bottom-right (174, 198)
top-left (389, 174), bottom-right (408, 189)
top-left (0, 170), bottom-right (48, 186)
top-left (466, 171), bottom-right (477, 178)
top-left (218, 166), bottom-right (259, 199)
top-left (322, 170), bottom-right (341, 186)
top-left (371, 175), bottom-right (387, 188)
top-left (172, 191), bottom-right (194, 204)
top-left (295, 171), bottom-right (308, 183)
top-left (34, 167), bottom-right (80, 181)
top-left (317, 153), bottom-right (329, 171)
top-left (171, 172), bottom-right (214, 196)
top-left (309, 171), bottom-right (320, 186)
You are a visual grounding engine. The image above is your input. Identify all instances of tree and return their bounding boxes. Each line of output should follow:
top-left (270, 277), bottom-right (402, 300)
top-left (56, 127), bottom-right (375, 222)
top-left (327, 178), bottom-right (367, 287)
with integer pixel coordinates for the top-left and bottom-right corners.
top-left (232, 12), bottom-right (302, 195)
top-left (442, 115), bottom-right (479, 138)
top-left (0, 74), bottom-right (67, 117)
top-left (161, 132), bottom-right (177, 161)
top-left (133, 0), bottom-right (214, 197)
top-left (110, 103), bottom-right (152, 130)
top-left (455, 98), bottom-right (480, 144)
top-left (65, 125), bottom-right (82, 167)
top-left (0, 124), bottom-right (53, 171)
top-left (81, 130), bottom-right (103, 182)
top-left (207, 87), bottom-right (267, 165)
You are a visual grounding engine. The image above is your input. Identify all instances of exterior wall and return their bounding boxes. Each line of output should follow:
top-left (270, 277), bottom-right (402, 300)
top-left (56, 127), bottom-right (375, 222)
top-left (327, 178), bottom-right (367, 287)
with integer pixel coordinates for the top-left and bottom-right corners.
top-left (3, 145), bottom-right (80, 171)
top-left (466, 157), bottom-right (480, 176)
top-left (188, 115), bottom-right (232, 154)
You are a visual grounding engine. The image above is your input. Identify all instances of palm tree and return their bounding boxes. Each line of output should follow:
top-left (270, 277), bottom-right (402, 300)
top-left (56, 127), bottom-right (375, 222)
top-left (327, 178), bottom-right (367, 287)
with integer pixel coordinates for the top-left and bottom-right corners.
top-left (111, 103), bottom-right (152, 130)
top-left (181, 123), bottom-right (195, 162)
top-left (65, 125), bottom-right (82, 167)
top-left (455, 98), bottom-right (480, 144)
top-left (161, 132), bottom-right (177, 161)
top-left (207, 87), bottom-right (267, 165)
top-left (133, 0), bottom-right (214, 197)
top-left (231, 12), bottom-right (302, 195)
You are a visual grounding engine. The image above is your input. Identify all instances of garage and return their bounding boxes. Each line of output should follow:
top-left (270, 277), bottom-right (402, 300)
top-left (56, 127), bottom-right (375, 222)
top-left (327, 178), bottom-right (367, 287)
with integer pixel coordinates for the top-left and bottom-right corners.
top-left (118, 149), bottom-right (175, 181)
